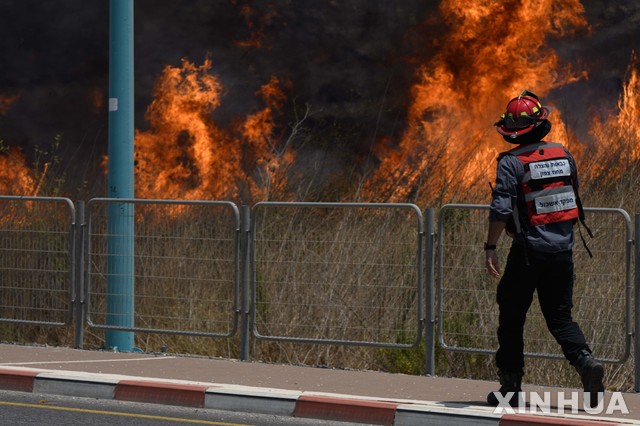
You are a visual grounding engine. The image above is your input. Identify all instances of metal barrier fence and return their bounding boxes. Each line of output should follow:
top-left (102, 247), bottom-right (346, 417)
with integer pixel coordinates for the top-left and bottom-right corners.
top-left (2, 196), bottom-right (639, 388)
top-left (0, 196), bottom-right (76, 326)
top-left (251, 202), bottom-right (425, 348)
top-left (85, 198), bottom-right (240, 337)
top-left (437, 204), bottom-right (632, 364)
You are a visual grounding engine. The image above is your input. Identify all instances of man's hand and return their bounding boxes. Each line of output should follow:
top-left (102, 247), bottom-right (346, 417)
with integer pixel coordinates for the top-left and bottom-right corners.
top-left (485, 220), bottom-right (506, 278)
top-left (485, 250), bottom-right (501, 278)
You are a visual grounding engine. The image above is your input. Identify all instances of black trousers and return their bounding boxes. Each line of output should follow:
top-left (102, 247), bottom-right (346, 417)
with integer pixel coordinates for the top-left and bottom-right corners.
top-left (495, 244), bottom-right (590, 373)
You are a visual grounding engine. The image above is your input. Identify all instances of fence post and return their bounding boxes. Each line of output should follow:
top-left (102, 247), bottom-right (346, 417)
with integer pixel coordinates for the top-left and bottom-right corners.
top-left (240, 205), bottom-right (251, 361)
top-left (74, 201), bottom-right (86, 349)
top-left (635, 214), bottom-right (640, 392)
top-left (425, 208), bottom-right (435, 375)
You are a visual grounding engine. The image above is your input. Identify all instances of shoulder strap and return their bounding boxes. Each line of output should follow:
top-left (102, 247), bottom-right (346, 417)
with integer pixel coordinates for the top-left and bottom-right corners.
top-left (567, 149), bottom-right (594, 257)
top-left (574, 189), bottom-right (594, 258)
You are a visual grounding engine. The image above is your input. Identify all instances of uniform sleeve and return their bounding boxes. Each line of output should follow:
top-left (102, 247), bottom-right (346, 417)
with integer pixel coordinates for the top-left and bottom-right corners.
top-left (489, 154), bottom-right (520, 222)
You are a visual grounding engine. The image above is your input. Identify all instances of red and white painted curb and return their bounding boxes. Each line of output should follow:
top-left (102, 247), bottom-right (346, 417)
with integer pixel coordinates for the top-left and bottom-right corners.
top-left (0, 367), bottom-right (636, 426)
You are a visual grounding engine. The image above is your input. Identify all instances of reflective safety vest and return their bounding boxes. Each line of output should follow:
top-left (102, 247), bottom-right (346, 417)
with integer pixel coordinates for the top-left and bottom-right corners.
top-left (503, 141), bottom-right (579, 226)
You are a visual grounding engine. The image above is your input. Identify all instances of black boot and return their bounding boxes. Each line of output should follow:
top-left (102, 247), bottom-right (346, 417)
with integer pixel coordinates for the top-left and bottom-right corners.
top-left (574, 349), bottom-right (604, 408)
top-left (487, 370), bottom-right (523, 407)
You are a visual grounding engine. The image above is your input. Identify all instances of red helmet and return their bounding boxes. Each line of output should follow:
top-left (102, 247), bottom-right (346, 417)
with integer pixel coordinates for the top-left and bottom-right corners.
top-left (495, 90), bottom-right (550, 139)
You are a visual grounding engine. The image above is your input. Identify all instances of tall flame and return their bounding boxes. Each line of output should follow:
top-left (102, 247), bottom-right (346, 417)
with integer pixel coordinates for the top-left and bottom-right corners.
top-left (135, 59), bottom-right (237, 200)
top-left (103, 1), bottom-right (639, 206)
top-left (363, 0), bottom-right (588, 203)
top-left (615, 54), bottom-right (640, 160)
top-left (0, 93), bottom-right (38, 196)
top-left (587, 52), bottom-right (640, 182)
top-left (134, 59), bottom-right (294, 202)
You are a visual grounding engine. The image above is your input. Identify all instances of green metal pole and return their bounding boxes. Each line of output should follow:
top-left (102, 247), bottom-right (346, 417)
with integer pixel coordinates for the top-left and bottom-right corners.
top-left (106, 0), bottom-right (135, 351)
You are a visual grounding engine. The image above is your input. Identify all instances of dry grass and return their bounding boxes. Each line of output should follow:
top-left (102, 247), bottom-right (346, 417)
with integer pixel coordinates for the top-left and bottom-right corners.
top-left (1, 153), bottom-right (639, 392)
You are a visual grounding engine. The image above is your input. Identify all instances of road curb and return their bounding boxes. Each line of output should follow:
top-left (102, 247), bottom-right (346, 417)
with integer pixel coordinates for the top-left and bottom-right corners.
top-left (294, 395), bottom-right (399, 425)
top-left (0, 366), bottom-right (637, 425)
top-left (0, 367), bottom-right (38, 392)
top-left (115, 380), bottom-right (208, 408)
top-left (205, 385), bottom-right (300, 416)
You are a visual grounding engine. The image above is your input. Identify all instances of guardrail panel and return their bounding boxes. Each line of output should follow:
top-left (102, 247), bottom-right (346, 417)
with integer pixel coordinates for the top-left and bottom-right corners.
top-left (251, 202), bottom-right (424, 348)
top-left (86, 199), bottom-right (240, 337)
top-left (0, 196), bottom-right (75, 326)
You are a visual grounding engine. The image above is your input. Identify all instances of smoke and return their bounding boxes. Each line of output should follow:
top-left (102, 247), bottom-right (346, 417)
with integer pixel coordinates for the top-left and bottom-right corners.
top-left (550, 1), bottom-right (640, 131)
top-left (132, 1), bottom-right (437, 158)
top-left (0, 0), bottom-right (109, 191)
top-left (0, 0), bottom-right (638, 196)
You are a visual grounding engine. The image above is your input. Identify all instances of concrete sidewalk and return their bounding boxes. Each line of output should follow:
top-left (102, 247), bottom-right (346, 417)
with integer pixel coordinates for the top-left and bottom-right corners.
top-left (0, 343), bottom-right (638, 425)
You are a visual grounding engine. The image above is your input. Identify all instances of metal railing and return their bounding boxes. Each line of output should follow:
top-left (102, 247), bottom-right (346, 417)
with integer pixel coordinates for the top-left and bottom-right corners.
top-left (0, 196), bottom-right (638, 389)
top-left (0, 196), bottom-right (76, 326)
top-left (251, 202), bottom-right (425, 348)
top-left (436, 204), bottom-right (632, 364)
top-left (85, 198), bottom-right (241, 337)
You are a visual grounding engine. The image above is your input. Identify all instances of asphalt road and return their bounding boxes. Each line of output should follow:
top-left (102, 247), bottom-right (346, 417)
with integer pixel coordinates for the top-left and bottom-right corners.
top-left (0, 389), bottom-right (374, 426)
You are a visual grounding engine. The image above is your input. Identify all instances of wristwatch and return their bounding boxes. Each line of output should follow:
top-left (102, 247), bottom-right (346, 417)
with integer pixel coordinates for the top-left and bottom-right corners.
top-left (484, 243), bottom-right (497, 250)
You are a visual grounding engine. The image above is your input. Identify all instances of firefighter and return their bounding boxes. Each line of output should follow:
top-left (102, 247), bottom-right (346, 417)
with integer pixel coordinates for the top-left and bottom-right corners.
top-left (484, 90), bottom-right (604, 407)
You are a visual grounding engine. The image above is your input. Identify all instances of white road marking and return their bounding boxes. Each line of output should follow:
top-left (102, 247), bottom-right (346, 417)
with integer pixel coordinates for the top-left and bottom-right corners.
top-left (0, 356), bottom-right (177, 366)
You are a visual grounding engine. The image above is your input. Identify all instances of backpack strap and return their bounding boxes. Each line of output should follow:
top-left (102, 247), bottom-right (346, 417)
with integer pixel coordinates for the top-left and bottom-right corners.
top-left (574, 190), bottom-right (594, 258)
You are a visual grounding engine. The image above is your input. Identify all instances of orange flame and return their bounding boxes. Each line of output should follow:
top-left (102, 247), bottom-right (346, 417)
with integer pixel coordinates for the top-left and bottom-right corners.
top-left (241, 76), bottom-right (295, 200)
top-left (588, 52), bottom-right (640, 179)
top-left (616, 56), bottom-right (640, 158)
top-left (0, 147), bottom-right (37, 196)
top-left (133, 59), bottom-right (294, 202)
top-left (120, 1), bottom-right (638, 207)
top-left (363, 0), bottom-right (588, 203)
top-left (0, 93), bottom-right (40, 196)
top-left (135, 59), bottom-right (240, 200)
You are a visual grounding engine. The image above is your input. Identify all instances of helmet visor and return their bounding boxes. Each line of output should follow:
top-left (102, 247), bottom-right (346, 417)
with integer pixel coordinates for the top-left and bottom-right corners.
top-left (501, 114), bottom-right (539, 130)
